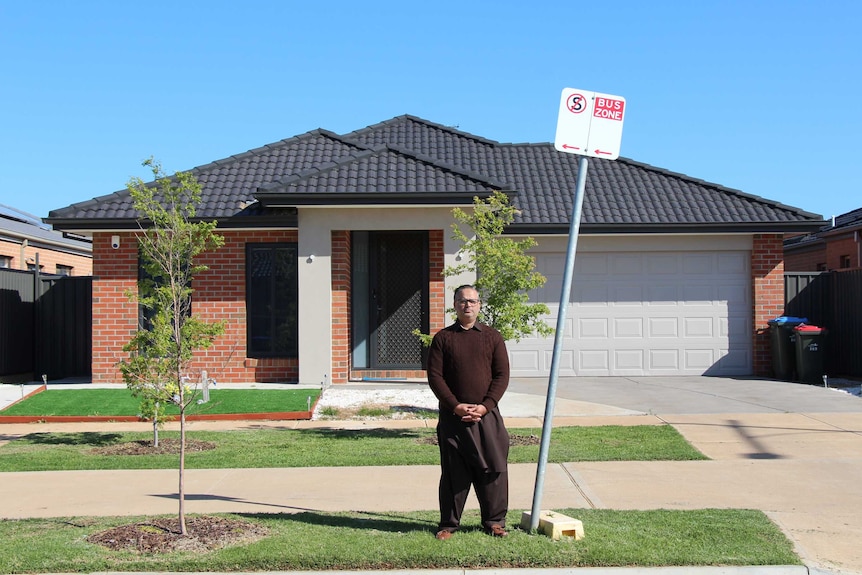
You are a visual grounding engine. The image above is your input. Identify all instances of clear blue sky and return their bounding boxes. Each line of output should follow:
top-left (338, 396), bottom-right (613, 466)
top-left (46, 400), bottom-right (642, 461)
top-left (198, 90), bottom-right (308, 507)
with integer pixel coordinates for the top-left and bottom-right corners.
top-left (2, 1), bottom-right (859, 222)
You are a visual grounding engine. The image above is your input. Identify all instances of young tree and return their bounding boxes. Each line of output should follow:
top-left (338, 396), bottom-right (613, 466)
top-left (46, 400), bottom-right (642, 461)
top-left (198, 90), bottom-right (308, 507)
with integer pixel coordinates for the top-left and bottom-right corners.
top-left (118, 158), bottom-right (225, 535)
top-left (417, 190), bottom-right (554, 343)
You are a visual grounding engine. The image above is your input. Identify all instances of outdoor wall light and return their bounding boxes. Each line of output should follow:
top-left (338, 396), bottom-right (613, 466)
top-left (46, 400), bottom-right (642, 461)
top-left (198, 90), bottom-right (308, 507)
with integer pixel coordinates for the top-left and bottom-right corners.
top-left (307, 254), bottom-right (315, 263)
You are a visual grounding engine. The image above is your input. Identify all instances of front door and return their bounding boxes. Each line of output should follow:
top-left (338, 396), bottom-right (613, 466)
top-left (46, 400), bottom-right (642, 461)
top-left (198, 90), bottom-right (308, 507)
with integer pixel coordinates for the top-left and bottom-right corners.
top-left (352, 231), bottom-right (428, 369)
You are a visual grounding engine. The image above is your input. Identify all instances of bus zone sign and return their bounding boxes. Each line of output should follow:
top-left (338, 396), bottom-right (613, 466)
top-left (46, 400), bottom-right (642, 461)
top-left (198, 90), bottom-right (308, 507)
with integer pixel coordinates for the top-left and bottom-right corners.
top-left (554, 88), bottom-right (626, 160)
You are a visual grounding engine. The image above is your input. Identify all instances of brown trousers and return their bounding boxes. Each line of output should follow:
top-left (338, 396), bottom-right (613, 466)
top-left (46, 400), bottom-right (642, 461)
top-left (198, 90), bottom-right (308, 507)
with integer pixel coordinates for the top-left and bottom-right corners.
top-left (437, 409), bottom-right (509, 531)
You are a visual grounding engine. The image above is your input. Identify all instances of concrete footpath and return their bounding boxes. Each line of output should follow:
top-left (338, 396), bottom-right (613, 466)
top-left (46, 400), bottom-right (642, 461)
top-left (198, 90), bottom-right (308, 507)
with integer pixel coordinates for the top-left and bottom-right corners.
top-left (1, 376), bottom-right (862, 575)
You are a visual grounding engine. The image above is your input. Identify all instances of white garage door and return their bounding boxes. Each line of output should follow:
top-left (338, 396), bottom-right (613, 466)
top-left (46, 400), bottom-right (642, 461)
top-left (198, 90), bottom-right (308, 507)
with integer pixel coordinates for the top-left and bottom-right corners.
top-left (508, 250), bottom-right (752, 377)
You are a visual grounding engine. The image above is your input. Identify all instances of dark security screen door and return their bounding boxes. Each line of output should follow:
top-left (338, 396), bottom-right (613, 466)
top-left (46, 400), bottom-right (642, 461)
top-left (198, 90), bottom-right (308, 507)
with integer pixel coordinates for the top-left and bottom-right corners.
top-left (367, 231), bottom-right (428, 369)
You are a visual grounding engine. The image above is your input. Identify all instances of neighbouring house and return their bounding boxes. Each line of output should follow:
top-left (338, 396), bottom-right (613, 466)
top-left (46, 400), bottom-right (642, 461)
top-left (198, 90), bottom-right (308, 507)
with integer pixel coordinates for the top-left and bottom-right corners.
top-left (45, 115), bottom-right (825, 385)
top-left (784, 207), bottom-right (862, 271)
top-left (1, 204), bottom-right (92, 276)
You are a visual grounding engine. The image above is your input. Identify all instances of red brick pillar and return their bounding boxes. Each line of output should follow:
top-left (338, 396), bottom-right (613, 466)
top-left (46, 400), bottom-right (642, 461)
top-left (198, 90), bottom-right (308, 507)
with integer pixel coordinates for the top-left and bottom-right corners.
top-left (331, 231), bottom-right (351, 384)
top-left (428, 229), bottom-right (446, 335)
top-left (752, 234), bottom-right (785, 376)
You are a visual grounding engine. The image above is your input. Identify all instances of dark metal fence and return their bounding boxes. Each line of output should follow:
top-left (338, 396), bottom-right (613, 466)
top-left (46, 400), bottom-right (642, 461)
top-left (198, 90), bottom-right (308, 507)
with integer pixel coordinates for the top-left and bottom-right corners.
top-left (0, 269), bottom-right (37, 377)
top-left (784, 270), bottom-right (862, 378)
top-left (0, 268), bottom-right (92, 382)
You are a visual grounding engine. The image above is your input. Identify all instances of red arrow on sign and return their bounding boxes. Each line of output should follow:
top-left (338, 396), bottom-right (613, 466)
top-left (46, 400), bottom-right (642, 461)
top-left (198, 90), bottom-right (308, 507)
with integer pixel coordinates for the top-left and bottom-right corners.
top-left (594, 149), bottom-right (613, 156)
top-left (562, 144), bottom-right (581, 151)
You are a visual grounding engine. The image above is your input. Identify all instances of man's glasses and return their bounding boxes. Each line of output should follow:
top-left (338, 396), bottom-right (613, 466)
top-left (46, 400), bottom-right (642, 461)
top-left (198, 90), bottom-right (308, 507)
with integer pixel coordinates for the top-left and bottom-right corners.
top-left (456, 298), bottom-right (480, 306)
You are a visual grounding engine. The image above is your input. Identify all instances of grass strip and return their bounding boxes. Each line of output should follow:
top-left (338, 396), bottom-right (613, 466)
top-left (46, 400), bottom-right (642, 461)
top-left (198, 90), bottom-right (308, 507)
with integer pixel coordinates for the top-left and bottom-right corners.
top-left (0, 508), bottom-right (800, 573)
top-left (1, 388), bottom-right (320, 416)
top-left (0, 425), bottom-right (705, 472)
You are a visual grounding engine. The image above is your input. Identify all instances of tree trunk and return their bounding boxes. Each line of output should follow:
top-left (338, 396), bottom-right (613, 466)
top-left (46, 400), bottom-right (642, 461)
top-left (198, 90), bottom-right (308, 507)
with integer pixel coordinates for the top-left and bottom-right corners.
top-left (178, 408), bottom-right (187, 535)
top-left (153, 402), bottom-right (160, 448)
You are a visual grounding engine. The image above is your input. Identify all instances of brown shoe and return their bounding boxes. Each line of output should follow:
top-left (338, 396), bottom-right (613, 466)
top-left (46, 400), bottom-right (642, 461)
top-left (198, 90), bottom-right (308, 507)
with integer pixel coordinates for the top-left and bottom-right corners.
top-left (435, 529), bottom-right (453, 541)
top-left (487, 524), bottom-right (508, 537)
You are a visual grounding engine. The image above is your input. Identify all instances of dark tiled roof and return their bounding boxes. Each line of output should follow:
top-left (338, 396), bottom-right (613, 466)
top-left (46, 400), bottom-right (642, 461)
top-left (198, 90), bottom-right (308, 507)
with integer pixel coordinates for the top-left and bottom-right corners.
top-left (46, 115), bottom-right (826, 233)
top-left (257, 145), bottom-right (509, 205)
top-left (831, 207), bottom-right (862, 230)
top-left (348, 115), bottom-right (825, 232)
top-left (48, 130), bottom-right (370, 224)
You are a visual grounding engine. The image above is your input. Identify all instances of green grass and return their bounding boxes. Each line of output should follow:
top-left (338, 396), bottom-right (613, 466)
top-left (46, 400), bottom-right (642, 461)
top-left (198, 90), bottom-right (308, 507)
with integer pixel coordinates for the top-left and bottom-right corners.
top-left (0, 391), bottom-right (797, 571)
top-left (0, 388), bottom-right (320, 416)
top-left (0, 508), bottom-right (800, 573)
top-left (0, 425), bottom-right (706, 471)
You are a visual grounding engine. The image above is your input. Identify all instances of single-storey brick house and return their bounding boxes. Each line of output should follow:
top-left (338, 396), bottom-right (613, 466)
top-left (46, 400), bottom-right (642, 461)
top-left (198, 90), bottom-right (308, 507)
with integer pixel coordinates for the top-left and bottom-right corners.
top-left (784, 207), bottom-right (862, 271)
top-left (46, 115), bottom-right (824, 384)
top-left (1, 204), bottom-right (92, 276)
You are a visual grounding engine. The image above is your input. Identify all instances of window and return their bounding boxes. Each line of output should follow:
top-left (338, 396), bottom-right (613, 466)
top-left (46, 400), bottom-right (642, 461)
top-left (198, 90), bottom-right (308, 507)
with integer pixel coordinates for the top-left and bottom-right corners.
top-left (246, 243), bottom-right (298, 358)
top-left (56, 264), bottom-right (73, 276)
top-left (840, 255), bottom-right (851, 269)
top-left (0, 255), bottom-right (10, 268)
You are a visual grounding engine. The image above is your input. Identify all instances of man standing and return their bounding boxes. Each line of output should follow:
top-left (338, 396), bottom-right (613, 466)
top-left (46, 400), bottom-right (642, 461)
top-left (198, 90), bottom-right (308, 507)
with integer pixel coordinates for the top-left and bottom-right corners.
top-left (426, 284), bottom-right (511, 540)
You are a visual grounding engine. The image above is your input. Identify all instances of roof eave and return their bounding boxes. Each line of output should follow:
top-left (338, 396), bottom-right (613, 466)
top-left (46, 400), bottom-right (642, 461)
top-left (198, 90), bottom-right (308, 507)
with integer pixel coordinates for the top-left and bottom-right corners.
top-left (45, 211), bottom-right (300, 233)
top-left (818, 222), bottom-right (862, 238)
top-left (506, 221), bottom-right (828, 235)
top-left (256, 191), bottom-right (506, 207)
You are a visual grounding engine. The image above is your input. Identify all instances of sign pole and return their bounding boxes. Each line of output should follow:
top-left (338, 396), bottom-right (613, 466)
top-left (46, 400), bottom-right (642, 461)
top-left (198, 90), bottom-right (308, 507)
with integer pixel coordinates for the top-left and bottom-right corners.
top-left (529, 86), bottom-right (624, 532)
top-left (529, 154), bottom-right (589, 531)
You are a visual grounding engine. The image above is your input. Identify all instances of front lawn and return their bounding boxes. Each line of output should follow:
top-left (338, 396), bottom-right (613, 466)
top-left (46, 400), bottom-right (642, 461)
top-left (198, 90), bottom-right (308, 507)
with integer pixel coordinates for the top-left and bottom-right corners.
top-left (1, 388), bottom-right (319, 417)
top-left (0, 424), bottom-right (706, 471)
top-left (0, 508), bottom-right (800, 573)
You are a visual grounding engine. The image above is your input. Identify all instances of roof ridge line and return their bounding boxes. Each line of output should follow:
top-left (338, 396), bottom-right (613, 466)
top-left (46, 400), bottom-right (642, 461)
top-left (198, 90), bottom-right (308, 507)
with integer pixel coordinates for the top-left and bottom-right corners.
top-left (257, 147), bottom-right (382, 191)
top-left (343, 114), bottom-right (501, 147)
top-left (384, 143), bottom-right (511, 189)
top-left (194, 129), bottom-right (374, 172)
top-left (258, 144), bottom-right (510, 193)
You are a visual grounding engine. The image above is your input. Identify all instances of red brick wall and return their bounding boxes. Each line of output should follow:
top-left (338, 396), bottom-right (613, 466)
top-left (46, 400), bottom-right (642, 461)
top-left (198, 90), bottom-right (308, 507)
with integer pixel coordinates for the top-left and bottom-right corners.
top-left (331, 231), bottom-right (351, 384)
top-left (428, 229), bottom-right (446, 336)
top-left (92, 230), bottom-right (298, 384)
top-left (785, 232), bottom-right (861, 272)
top-left (752, 234), bottom-right (785, 376)
top-left (91, 233), bottom-right (138, 383)
top-left (825, 234), bottom-right (860, 269)
top-left (784, 243), bottom-right (825, 271)
top-left (0, 238), bottom-right (92, 275)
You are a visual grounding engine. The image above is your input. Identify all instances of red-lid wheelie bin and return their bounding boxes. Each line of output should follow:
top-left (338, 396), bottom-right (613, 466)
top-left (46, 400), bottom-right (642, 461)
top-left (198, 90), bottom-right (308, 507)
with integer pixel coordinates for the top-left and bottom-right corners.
top-left (794, 324), bottom-right (827, 384)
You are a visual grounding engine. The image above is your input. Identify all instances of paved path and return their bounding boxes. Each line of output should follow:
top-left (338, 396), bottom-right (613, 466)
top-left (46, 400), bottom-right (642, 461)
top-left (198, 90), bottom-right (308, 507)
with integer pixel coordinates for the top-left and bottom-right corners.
top-left (1, 376), bottom-right (861, 575)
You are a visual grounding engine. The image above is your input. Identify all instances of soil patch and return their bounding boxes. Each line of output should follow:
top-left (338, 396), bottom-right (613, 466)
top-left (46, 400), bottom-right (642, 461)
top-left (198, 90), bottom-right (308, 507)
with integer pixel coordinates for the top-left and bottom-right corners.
top-left (316, 403), bottom-right (437, 421)
top-left (90, 438), bottom-right (216, 456)
top-left (417, 433), bottom-right (539, 447)
top-left (87, 515), bottom-right (268, 553)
